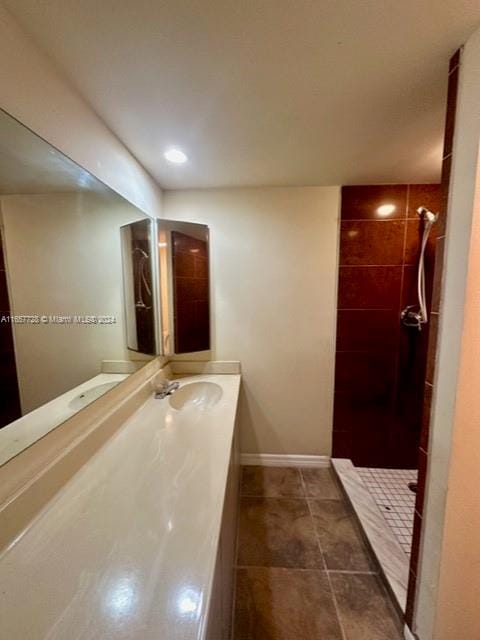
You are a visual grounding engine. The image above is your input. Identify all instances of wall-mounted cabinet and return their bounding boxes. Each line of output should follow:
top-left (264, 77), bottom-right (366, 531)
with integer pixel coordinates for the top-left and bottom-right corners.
top-left (121, 218), bottom-right (211, 358)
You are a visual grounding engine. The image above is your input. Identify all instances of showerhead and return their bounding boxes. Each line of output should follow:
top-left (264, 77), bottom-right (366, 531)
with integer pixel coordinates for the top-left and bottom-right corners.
top-left (133, 246), bottom-right (149, 259)
top-left (417, 206), bottom-right (438, 224)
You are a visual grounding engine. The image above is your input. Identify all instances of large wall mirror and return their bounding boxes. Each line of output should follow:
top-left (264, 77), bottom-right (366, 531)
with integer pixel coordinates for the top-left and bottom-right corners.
top-left (0, 109), bottom-right (155, 466)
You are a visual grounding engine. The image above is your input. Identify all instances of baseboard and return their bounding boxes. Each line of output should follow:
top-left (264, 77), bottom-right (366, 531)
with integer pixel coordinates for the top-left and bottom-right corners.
top-left (240, 454), bottom-right (330, 468)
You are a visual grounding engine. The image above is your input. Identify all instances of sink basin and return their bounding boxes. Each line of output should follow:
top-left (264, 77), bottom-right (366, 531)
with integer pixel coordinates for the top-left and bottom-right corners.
top-left (69, 381), bottom-right (120, 411)
top-left (169, 381), bottom-right (223, 410)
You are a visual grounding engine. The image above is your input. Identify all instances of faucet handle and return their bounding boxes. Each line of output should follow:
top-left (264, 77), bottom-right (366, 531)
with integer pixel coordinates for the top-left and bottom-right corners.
top-left (154, 379), bottom-right (179, 399)
top-left (152, 375), bottom-right (168, 392)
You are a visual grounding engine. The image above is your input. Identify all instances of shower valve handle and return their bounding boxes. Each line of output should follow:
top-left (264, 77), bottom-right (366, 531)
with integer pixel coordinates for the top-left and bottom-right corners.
top-left (401, 305), bottom-right (423, 331)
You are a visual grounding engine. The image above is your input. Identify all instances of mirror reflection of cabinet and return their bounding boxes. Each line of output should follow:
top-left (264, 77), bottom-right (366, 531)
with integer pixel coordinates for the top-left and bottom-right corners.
top-left (121, 218), bottom-right (210, 357)
top-left (120, 219), bottom-right (156, 355)
top-left (157, 219), bottom-right (210, 356)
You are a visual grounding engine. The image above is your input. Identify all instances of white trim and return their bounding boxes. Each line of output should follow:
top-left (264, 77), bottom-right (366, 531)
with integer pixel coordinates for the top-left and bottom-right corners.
top-left (240, 454), bottom-right (330, 468)
top-left (404, 624), bottom-right (417, 640)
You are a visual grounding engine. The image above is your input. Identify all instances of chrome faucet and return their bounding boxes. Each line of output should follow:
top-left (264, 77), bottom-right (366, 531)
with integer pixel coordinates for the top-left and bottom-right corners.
top-left (154, 378), bottom-right (180, 399)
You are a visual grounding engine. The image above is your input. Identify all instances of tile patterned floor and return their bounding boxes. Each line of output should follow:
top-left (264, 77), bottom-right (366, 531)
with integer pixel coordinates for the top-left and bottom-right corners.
top-left (356, 467), bottom-right (417, 556)
top-left (234, 466), bottom-right (403, 640)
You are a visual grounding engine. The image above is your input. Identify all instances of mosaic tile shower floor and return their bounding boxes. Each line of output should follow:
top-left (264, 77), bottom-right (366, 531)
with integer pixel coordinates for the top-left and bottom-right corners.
top-left (356, 467), bottom-right (418, 557)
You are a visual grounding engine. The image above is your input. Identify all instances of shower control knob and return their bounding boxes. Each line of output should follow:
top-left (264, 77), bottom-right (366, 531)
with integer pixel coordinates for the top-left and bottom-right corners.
top-left (401, 305), bottom-right (423, 331)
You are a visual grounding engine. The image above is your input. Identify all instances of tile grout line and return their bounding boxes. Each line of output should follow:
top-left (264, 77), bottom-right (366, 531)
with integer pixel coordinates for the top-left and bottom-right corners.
top-left (300, 468), bottom-right (349, 640)
top-left (327, 569), bottom-right (378, 575)
top-left (235, 565), bottom-right (377, 575)
top-left (240, 493), bottom-right (343, 501)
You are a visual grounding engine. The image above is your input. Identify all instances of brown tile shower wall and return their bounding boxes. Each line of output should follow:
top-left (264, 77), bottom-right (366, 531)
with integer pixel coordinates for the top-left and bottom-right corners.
top-left (333, 183), bottom-right (440, 468)
top-left (0, 227), bottom-right (21, 427)
top-left (405, 49), bottom-right (461, 627)
top-left (171, 231), bottom-right (210, 353)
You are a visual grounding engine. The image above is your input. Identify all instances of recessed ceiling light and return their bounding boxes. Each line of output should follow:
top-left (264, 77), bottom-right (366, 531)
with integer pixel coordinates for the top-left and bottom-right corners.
top-left (164, 148), bottom-right (188, 164)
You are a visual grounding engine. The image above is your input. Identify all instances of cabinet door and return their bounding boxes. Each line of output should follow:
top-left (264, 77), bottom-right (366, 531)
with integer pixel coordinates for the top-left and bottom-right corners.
top-left (220, 436), bottom-right (240, 638)
top-left (205, 545), bottom-right (223, 640)
top-left (205, 431), bottom-right (241, 640)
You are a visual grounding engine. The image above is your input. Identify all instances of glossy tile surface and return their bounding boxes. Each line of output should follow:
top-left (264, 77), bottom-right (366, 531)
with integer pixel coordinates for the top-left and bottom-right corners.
top-left (235, 567), bottom-right (343, 640)
top-left (334, 351), bottom-right (396, 397)
top-left (337, 265), bottom-right (402, 309)
top-left (241, 466), bottom-right (303, 497)
top-left (404, 219), bottom-right (437, 266)
top-left (330, 573), bottom-right (403, 639)
top-left (341, 185), bottom-right (407, 220)
top-left (407, 184), bottom-right (442, 218)
top-left (301, 467), bottom-right (342, 499)
top-left (333, 350), bottom-right (396, 462)
top-left (336, 309), bottom-right (398, 351)
top-left (0, 374), bottom-right (241, 640)
top-left (238, 497), bottom-right (322, 568)
top-left (340, 220), bottom-right (405, 265)
top-left (235, 464), bottom-right (402, 639)
top-left (309, 499), bottom-right (374, 571)
top-left (334, 183), bottom-right (440, 467)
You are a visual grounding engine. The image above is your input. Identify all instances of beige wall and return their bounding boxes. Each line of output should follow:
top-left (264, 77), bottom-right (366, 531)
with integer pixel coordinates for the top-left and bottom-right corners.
top-left (1, 191), bottom-right (147, 413)
top-left (432, 150), bottom-right (480, 639)
top-left (163, 187), bottom-right (340, 455)
top-left (415, 26), bottom-right (480, 639)
top-left (0, 4), bottom-right (162, 217)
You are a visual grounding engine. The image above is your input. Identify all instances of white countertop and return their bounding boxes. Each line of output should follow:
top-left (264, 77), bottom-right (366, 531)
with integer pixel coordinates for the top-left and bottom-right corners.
top-left (0, 373), bottom-right (241, 640)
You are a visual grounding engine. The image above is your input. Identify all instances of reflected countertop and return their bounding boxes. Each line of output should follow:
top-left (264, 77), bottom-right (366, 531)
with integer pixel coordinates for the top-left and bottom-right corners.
top-left (0, 372), bottom-right (129, 466)
top-left (0, 373), bottom-right (241, 640)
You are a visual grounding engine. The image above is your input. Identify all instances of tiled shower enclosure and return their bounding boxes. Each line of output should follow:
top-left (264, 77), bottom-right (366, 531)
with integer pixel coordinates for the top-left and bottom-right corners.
top-left (333, 183), bottom-right (440, 468)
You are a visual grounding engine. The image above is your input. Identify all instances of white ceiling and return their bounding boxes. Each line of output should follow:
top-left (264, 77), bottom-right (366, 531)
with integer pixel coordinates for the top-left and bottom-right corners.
top-left (4, 0), bottom-right (480, 189)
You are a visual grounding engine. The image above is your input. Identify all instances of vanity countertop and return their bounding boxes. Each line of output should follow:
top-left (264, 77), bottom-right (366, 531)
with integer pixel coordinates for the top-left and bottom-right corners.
top-left (0, 373), bottom-right (241, 640)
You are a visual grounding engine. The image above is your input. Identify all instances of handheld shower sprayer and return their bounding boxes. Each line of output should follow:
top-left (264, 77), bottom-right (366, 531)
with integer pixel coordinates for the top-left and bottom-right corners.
top-left (401, 206), bottom-right (438, 330)
top-left (132, 246), bottom-right (152, 310)
top-left (417, 206), bottom-right (438, 225)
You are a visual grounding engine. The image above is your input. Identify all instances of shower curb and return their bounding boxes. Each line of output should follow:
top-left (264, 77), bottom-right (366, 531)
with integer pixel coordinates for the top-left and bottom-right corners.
top-left (331, 458), bottom-right (409, 615)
